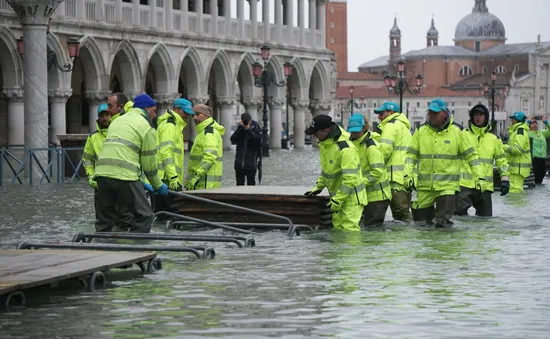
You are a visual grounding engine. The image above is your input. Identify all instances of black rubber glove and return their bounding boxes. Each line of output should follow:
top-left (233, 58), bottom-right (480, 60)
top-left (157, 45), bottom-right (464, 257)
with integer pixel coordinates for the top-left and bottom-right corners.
top-left (500, 180), bottom-right (510, 196)
top-left (304, 189), bottom-right (322, 196)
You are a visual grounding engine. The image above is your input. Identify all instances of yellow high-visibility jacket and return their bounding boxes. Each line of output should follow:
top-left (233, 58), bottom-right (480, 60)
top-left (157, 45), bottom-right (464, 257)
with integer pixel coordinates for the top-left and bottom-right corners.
top-left (94, 107), bottom-right (163, 189)
top-left (156, 110), bottom-right (187, 184)
top-left (460, 123), bottom-right (510, 192)
top-left (186, 117), bottom-right (225, 190)
top-left (377, 113), bottom-right (412, 188)
top-left (82, 121), bottom-right (107, 178)
top-left (504, 122), bottom-right (532, 178)
top-left (407, 117), bottom-right (482, 192)
top-left (351, 132), bottom-right (391, 202)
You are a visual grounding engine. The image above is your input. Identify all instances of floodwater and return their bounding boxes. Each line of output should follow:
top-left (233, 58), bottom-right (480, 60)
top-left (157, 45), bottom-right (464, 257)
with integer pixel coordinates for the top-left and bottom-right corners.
top-left (0, 149), bottom-right (549, 338)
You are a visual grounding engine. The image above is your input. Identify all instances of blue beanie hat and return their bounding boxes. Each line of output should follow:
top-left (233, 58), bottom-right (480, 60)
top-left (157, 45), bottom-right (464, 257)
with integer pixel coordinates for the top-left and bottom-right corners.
top-left (133, 94), bottom-right (156, 109)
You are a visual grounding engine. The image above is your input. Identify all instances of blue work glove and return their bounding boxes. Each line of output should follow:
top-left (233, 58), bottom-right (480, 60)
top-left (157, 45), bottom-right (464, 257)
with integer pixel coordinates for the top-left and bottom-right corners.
top-left (327, 198), bottom-right (342, 213)
top-left (304, 188), bottom-right (323, 196)
top-left (500, 180), bottom-right (510, 196)
top-left (527, 119), bottom-right (532, 125)
top-left (544, 120), bottom-right (549, 125)
top-left (155, 183), bottom-right (169, 196)
top-left (142, 182), bottom-right (154, 193)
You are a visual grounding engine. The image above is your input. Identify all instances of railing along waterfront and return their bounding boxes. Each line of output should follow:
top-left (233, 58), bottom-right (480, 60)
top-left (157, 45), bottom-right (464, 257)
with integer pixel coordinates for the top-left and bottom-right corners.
top-left (0, 147), bottom-right (85, 185)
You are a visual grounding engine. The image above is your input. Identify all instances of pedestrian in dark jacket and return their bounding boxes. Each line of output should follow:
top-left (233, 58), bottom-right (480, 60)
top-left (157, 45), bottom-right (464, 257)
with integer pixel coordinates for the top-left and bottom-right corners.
top-left (230, 113), bottom-right (262, 185)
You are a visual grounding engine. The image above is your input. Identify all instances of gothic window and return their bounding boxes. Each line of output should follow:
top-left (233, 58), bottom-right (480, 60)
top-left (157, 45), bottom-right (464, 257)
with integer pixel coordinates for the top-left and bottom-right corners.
top-left (392, 39), bottom-right (398, 47)
top-left (459, 66), bottom-right (473, 76)
top-left (514, 64), bottom-right (520, 73)
top-left (416, 102), bottom-right (420, 108)
top-left (482, 66), bottom-right (487, 74)
top-left (495, 65), bottom-right (506, 74)
top-left (373, 102), bottom-right (377, 108)
top-left (330, 6), bottom-right (334, 13)
top-left (330, 38), bottom-right (335, 44)
top-left (330, 22), bottom-right (334, 28)
top-left (475, 41), bottom-right (481, 52)
top-left (468, 101), bottom-right (472, 106)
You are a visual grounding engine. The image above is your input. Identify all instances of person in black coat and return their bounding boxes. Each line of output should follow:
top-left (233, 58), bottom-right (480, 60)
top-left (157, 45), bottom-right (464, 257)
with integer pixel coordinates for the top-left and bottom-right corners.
top-left (230, 113), bottom-right (262, 185)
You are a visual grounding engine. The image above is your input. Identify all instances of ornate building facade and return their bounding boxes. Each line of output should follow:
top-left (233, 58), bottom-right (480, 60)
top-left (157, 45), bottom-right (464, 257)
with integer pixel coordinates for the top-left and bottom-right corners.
top-left (0, 0), bottom-right (335, 150)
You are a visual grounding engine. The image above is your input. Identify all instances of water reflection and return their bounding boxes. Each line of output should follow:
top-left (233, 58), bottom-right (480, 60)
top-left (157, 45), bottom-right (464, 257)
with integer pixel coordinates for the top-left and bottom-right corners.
top-left (1, 149), bottom-right (549, 338)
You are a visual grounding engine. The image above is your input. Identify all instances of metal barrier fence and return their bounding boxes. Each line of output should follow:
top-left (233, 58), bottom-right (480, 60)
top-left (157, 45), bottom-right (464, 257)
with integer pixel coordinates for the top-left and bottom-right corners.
top-left (0, 147), bottom-right (85, 185)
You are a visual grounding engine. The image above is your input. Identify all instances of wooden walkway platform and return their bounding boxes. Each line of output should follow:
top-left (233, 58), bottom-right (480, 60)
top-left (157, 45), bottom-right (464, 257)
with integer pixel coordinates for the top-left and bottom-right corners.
top-left (0, 250), bottom-right (156, 298)
top-left (176, 186), bottom-right (332, 228)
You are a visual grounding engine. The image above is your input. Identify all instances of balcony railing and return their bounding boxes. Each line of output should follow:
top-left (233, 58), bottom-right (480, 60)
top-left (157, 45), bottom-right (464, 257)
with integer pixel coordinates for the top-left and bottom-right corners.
top-left (0, 0), bottom-right (325, 48)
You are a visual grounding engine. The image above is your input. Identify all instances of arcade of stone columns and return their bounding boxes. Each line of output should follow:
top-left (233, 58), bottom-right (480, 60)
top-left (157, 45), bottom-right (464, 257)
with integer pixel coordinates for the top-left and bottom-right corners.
top-left (0, 0), bottom-right (333, 150)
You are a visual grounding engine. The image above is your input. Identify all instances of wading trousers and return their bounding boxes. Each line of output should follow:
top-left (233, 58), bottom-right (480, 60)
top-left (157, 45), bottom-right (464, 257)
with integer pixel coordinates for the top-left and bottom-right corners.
top-left (332, 199), bottom-right (364, 232)
top-left (363, 199), bottom-right (390, 227)
top-left (389, 186), bottom-right (412, 221)
top-left (454, 186), bottom-right (493, 217)
top-left (510, 174), bottom-right (525, 193)
top-left (532, 157), bottom-right (546, 184)
top-left (94, 190), bottom-right (132, 232)
top-left (96, 177), bottom-right (153, 233)
top-left (412, 190), bottom-right (456, 228)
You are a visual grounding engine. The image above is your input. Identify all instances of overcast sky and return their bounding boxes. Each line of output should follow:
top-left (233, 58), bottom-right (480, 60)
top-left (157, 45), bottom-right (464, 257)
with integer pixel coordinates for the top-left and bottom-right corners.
top-left (347, 0), bottom-right (550, 71)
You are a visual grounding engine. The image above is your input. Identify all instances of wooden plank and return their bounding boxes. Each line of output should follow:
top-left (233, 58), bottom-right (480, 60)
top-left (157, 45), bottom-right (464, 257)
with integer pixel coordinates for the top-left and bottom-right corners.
top-left (0, 251), bottom-right (104, 277)
top-left (0, 250), bottom-right (156, 296)
top-left (190, 185), bottom-right (330, 196)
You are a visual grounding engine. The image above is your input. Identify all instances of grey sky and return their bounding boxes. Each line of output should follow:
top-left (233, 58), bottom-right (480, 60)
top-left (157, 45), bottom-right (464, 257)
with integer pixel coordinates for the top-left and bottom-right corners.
top-left (347, 0), bottom-right (550, 71)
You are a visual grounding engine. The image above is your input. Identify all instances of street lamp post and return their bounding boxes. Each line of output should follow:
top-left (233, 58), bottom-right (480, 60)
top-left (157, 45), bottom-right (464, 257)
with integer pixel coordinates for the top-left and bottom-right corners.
top-left (252, 45), bottom-right (292, 157)
top-left (340, 86), bottom-right (361, 126)
top-left (482, 71), bottom-right (510, 135)
top-left (384, 60), bottom-right (423, 117)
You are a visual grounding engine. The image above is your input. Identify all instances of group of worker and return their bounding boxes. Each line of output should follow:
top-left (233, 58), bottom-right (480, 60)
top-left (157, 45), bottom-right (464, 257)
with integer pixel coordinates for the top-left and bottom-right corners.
top-left (305, 99), bottom-right (537, 231)
top-left (83, 93), bottom-right (224, 233)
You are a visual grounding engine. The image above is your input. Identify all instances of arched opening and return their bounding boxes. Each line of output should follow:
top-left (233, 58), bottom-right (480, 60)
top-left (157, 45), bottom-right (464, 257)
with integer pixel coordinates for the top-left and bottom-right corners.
top-left (0, 30), bottom-right (22, 146)
top-left (236, 56), bottom-right (254, 122)
top-left (144, 44), bottom-right (172, 103)
top-left (109, 41), bottom-right (141, 97)
top-left (207, 56), bottom-right (230, 121)
top-left (178, 49), bottom-right (202, 101)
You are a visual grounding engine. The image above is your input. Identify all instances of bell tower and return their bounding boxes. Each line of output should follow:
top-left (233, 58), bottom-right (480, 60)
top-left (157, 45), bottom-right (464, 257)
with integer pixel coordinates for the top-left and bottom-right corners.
top-left (389, 17), bottom-right (402, 72)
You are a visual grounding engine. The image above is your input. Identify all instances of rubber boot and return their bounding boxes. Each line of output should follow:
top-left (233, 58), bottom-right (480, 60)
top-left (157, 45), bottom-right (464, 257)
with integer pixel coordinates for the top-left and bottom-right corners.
top-left (411, 206), bottom-right (435, 225)
top-left (435, 195), bottom-right (455, 228)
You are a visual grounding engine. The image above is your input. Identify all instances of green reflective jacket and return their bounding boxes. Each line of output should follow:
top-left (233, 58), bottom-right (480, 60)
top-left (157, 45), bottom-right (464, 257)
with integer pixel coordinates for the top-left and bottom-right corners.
top-left (377, 113), bottom-right (412, 188)
top-left (315, 125), bottom-right (368, 205)
top-left (156, 110), bottom-right (187, 183)
top-left (505, 122), bottom-right (531, 177)
top-left (460, 123), bottom-right (510, 192)
top-left (82, 121), bottom-right (107, 178)
top-left (351, 132), bottom-right (391, 203)
top-left (407, 116), bottom-right (481, 192)
top-left (186, 117), bottom-right (225, 190)
top-left (528, 123), bottom-right (550, 159)
top-left (94, 107), bottom-right (163, 189)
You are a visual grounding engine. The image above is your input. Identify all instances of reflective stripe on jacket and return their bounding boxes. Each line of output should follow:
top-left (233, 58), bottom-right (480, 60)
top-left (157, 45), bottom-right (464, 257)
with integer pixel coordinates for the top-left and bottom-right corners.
top-left (460, 123), bottom-right (510, 192)
top-left (94, 107), bottom-right (163, 189)
top-left (315, 125), bottom-right (368, 205)
top-left (505, 122), bottom-right (531, 177)
top-left (156, 110), bottom-right (187, 183)
top-left (528, 123), bottom-right (550, 159)
top-left (82, 121), bottom-right (107, 178)
top-left (407, 117), bottom-right (481, 192)
top-left (187, 117), bottom-right (225, 190)
top-left (377, 113), bottom-right (412, 187)
top-left (351, 132), bottom-right (391, 203)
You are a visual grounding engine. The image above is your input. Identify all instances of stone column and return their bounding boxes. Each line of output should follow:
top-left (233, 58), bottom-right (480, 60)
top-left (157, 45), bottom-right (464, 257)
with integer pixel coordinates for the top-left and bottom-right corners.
top-left (274, 0), bottom-right (282, 44)
top-left (150, 0), bottom-right (157, 28)
top-left (155, 93), bottom-right (179, 116)
top-left (218, 97), bottom-right (236, 150)
top-left (292, 99), bottom-right (308, 149)
top-left (132, 0), bottom-right (140, 25)
top-left (316, 0), bottom-right (326, 48)
top-left (196, 0), bottom-right (203, 34)
top-left (269, 98), bottom-right (285, 149)
top-left (165, 0), bottom-right (173, 30)
top-left (86, 91), bottom-right (110, 133)
top-left (48, 89), bottom-right (71, 144)
top-left (96, 0), bottom-right (104, 20)
top-left (3, 87), bottom-right (24, 146)
top-left (534, 54), bottom-right (542, 115)
top-left (242, 98), bottom-right (262, 121)
top-left (298, 0), bottom-right (305, 46)
top-left (262, 0), bottom-right (270, 42)
top-left (6, 0), bottom-right (63, 151)
top-left (181, 0), bottom-right (189, 31)
top-left (249, 0), bottom-right (258, 40)
top-left (210, 0), bottom-right (218, 36)
top-left (308, 0), bottom-right (316, 47)
top-left (546, 64), bottom-right (550, 115)
top-left (285, 0), bottom-right (294, 44)
top-left (115, 0), bottom-right (122, 23)
top-left (76, 0), bottom-right (85, 19)
top-left (237, 0), bottom-right (245, 38)
top-left (224, 0), bottom-right (231, 37)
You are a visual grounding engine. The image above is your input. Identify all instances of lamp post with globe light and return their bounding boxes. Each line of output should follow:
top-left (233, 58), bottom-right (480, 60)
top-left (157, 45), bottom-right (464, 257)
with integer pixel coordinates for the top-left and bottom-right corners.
top-left (482, 71), bottom-right (510, 135)
top-left (384, 60), bottom-right (424, 117)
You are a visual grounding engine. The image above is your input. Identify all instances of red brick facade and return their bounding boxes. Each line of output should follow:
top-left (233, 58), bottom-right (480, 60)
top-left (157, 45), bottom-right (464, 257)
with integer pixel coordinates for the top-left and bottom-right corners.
top-left (326, 1), bottom-right (348, 73)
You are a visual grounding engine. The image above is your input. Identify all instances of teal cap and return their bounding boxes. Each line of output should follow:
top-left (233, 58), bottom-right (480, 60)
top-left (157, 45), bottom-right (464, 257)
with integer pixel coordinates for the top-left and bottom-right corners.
top-left (97, 103), bottom-right (109, 115)
top-left (428, 99), bottom-right (447, 113)
top-left (173, 98), bottom-right (194, 115)
top-left (374, 101), bottom-right (400, 114)
top-left (509, 111), bottom-right (526, 121)
top-left (347, 113), bottom-right (366, 133)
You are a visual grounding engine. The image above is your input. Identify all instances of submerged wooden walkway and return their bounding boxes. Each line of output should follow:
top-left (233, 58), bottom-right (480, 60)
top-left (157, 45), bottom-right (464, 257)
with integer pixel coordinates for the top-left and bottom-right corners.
top-left (0, 250), bottom-right (156, 301)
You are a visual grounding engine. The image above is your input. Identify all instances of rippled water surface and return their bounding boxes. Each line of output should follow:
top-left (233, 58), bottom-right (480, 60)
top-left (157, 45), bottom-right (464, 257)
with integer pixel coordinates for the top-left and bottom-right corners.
top-left (1, 149), bottom-right (549, 338)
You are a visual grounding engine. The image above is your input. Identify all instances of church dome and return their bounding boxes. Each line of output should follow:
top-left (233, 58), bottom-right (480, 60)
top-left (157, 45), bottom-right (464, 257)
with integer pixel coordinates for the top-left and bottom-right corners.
top-left (454, 0), bottom-right (505, 42)
top-left (427, 18), bottom-right (438, 37)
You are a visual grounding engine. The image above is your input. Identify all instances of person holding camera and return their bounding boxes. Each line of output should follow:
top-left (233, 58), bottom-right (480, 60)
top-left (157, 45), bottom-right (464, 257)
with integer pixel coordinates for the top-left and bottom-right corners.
top-left (230, 113), bottom-right (262, 186)
top-left (527, 116), bottom-right (550, 184)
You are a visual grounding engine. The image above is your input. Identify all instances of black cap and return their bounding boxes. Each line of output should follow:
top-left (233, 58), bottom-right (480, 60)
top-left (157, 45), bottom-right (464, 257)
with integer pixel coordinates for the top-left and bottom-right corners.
top-left (305, 114), bottom-right (333, 135)
top-left (241, 113), bottom-right (251, 121)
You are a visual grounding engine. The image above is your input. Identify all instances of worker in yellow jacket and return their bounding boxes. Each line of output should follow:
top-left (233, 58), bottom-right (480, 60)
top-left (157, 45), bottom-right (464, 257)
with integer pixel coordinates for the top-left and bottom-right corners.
top-left (406, 99), bottom-right (483, 228)
top-left (455, 104), bottom-right (510, 217)
top-left (504, 112), bottom-right (532, 192)
top-left (304, 114), bottom-right (368, 231)
top-left (107, 93), bottom-right (133, 123)
top-left (153, 98), bottom-right (194, 216)
top-left (185, 104), bottom-right (225, 190)
top-left (348, 113), bottom-right (391, 227)
top-left (95, 94), bottom-right (168, 233)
